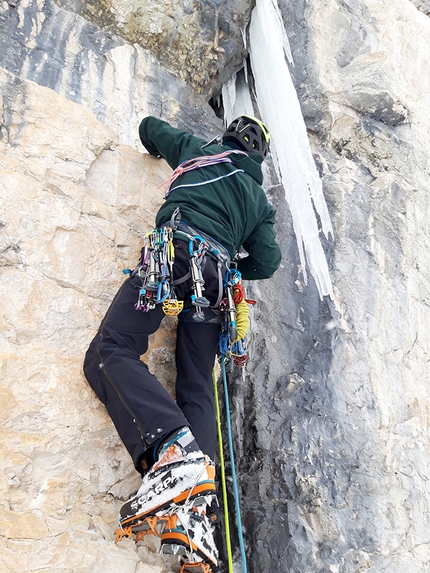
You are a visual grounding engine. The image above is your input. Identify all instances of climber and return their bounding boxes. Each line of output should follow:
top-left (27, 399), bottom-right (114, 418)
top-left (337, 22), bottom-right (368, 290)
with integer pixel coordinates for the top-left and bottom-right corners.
top-left (83, 115), bottom-right (281, 564)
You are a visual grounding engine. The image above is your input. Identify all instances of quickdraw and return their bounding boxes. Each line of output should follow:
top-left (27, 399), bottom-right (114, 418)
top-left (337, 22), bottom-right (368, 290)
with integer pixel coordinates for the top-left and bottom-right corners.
top-left (125, 228), bottom-right (216, 320)
top-left (189, 236), bottom-right (210, 322)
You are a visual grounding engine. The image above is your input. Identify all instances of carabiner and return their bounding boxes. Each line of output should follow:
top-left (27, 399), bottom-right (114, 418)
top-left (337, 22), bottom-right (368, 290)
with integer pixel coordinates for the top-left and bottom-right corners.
top-left (189, 236), bottom-right (206, 257)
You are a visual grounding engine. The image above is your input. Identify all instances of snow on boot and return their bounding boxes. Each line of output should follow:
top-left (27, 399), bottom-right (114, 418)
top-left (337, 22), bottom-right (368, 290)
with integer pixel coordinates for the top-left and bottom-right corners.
top-left (118, 427), bottom-right (217, 533)
top-left (160, 506), bottom-right (219, 568)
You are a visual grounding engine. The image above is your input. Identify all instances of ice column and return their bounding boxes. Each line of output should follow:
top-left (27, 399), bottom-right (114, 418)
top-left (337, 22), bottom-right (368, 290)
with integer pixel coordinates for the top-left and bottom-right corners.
top-left (222, 68), bottom-right (255, 127)
top-left (249, 0), bottom-right (334, 299)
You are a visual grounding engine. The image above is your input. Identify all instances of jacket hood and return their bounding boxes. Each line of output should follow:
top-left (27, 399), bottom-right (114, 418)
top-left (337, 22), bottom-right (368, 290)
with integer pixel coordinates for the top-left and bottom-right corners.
top-left (222, 143), bottom-right (264, 185)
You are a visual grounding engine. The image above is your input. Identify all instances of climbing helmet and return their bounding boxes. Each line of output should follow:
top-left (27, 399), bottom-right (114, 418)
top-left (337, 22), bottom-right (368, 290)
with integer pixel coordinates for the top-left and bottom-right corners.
top-left (222, 115), bottom-right (270, 158)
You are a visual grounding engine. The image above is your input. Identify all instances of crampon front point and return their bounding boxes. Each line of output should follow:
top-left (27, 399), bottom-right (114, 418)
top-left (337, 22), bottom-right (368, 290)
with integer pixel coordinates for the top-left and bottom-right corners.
top-left (180, 562), bottom-right (214, 573)
top-left (115, 514), bottom-right (167, 542)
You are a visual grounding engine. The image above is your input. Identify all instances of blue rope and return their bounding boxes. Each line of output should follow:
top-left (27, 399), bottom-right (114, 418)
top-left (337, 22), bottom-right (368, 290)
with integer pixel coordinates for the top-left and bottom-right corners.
top-left (221, 356), bottom-right (248, 573)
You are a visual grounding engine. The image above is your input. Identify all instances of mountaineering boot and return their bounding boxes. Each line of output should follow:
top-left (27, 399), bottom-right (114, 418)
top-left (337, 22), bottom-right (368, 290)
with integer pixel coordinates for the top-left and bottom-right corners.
top-left (118, 427), bottom-right (217, 534)
top-left (160, 506), bottom-right (219, 568)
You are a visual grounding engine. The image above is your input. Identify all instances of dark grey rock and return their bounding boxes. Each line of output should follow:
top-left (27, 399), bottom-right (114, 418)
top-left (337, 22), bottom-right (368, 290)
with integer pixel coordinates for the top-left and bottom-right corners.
top-left (218, 2), bottom-right (430, 572)
top-left (49, 0), bottom-right (255, 95)
top-left (409, 0), bottom-right (430, 16)
top-left (0, 0), bottom-right (223, 144)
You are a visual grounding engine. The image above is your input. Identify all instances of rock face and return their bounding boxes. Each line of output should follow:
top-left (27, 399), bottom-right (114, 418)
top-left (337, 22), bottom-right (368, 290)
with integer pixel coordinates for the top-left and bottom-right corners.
top-left (51, 0), bottom-right (253, 95)
top-left (0, 0), bottom-right (222, 148)
top-left (234, 1), bottom-right (430, 572)
top-left (1, 1), bottom-right (430, 573)
top-left (0, 64), bottom-right (174, 572)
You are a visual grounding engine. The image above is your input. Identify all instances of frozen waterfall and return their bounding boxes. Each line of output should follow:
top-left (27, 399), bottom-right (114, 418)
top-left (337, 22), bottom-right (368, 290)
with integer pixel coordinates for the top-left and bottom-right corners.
top-left (225, 0), bottom-right (334, 299)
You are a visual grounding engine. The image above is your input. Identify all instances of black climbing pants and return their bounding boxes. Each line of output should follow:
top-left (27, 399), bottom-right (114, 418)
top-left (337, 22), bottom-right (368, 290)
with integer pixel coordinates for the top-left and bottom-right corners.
top-left (83, 240), bottom-right (222, 474)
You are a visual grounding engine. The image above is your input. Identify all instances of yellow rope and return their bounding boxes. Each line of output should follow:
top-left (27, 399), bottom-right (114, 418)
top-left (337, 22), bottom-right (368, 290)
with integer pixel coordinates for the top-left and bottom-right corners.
top-left (213, 369), bottom-right (234, 573)
top-left (234, 298), bottom-right (249, 342)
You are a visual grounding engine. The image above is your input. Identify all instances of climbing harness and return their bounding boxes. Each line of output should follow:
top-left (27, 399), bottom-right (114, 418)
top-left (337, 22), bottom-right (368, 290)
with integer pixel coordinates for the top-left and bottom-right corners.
top-left (159, 150), bottom-right (248, 198)
top-left (125, 220), bottom-right (254, 363)
top-left (124, 223), bottom-right (223, 321)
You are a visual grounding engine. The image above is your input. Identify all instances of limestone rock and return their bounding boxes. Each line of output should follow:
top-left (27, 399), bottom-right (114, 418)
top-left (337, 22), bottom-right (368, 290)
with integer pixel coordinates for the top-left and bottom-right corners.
top-left (0, 0), bottom-right (224, 149)
top-left (51, 0), bottom-right (254, 95)
top-left (0, 65), bottom-right (174, 573)
top-left (409, 0), bottom-right (430, 16)
top-left (230, 1), bottom-right (430, 572)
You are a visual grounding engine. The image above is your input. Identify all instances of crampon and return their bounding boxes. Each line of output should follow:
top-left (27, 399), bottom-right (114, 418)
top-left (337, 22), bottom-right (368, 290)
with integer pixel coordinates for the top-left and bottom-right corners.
top-left (160, 506), bottom-right (218, 567)
top-left (179, 562), bottom-right (214, 573)
top-left (115, 503), bottom-right (218, 573)
top-left (115, 514), bottom-right (168, 542)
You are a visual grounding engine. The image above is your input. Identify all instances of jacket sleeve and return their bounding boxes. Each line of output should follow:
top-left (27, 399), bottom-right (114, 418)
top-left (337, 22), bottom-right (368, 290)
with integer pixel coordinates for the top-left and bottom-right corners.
top-left (237, 210), bottom-right (282, 280)
top-left (139, 116), bottom-right (207, 169)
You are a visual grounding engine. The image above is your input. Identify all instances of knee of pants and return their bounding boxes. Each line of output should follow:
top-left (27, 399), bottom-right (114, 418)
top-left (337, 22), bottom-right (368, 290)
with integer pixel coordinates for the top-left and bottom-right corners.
top-left (83, 333), bottom-right (108, 404)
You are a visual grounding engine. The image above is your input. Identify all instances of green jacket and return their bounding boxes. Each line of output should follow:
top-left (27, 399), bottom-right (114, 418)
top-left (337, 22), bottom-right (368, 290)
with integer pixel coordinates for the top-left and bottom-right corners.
top-left (139, 116), bottom-right (281, 280)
